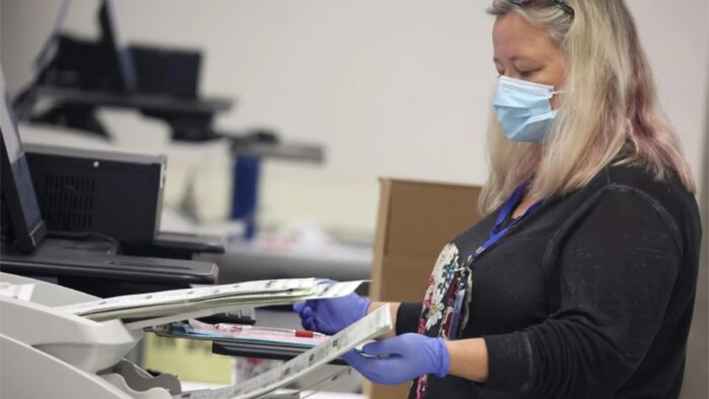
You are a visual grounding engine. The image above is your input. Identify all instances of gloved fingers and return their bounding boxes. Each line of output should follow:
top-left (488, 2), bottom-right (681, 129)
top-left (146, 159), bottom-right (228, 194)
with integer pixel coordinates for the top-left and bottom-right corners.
top-left (301, 316), bottom-right (315, 331)
top-left (312, 316), bottom-right (322, 333)
top-left (354, 297), bottom-right (372, 320)
top-left (293, 302), bottom-right (306, 313)
top-left (342, 350), bottom-right (396, 385)
top-left (294, 302), bottom-right (316, 330)
top-left (341, 349), bottom-right (369, 370)
top-left (301, 306), bottom-right (313, 319)
top-left (304, 299), bottom-right (319, 312)
top-left (294, 303), bottom-right (314, 319)
top-left (361, 339), bottom-right (400, 356)
top-left (301, 308), bottom-right (316, 330)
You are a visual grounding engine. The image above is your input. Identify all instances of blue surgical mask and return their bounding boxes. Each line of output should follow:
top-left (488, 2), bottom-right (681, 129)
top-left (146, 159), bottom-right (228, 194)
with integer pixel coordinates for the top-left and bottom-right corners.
top-left (492, 76), bottom-right (560, 142)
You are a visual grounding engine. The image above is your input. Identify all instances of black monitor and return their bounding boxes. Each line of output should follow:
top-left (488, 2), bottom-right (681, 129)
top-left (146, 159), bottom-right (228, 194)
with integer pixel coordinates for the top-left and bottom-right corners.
top-left (0, 69), bottom-right (47, 251)
top-left (33, 0), bottom-right (73, 78)
top-left (15, 0), bottom-right (136, 115)
top-left (99, 0), bottom-right (137, 92)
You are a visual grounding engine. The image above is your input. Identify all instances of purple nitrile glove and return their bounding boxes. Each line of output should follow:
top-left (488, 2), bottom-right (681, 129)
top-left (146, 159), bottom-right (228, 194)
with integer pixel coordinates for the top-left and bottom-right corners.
top-left (341, 333), bottom-right (450, 385)
top-left (293, 292), bottom-right (371, 335)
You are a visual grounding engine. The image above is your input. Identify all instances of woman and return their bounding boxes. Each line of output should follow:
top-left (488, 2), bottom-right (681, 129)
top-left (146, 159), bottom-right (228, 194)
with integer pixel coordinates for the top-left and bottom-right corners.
top-left (294, 1), bottom-right (702, 398)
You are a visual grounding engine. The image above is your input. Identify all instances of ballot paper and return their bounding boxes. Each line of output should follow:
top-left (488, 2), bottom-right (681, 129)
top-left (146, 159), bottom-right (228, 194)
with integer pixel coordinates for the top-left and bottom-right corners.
top-left (58, 278), bottom-right (318, 317)
top-left (190, 319), bottom-right (330, 346)
top-left (151, 319), bottom-right (330, 354)
top-left (55, 279), bottom-right (366, 328)
top-left (122, 280), bottom-right (366, 330)
top-left (174, 304), bottom-right (393, 399)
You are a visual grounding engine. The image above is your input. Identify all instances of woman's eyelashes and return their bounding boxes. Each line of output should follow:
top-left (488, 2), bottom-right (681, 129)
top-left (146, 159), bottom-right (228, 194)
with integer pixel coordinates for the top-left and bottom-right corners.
top-left (518, 67), bottom-right (542, 78)
top-left (494, 68), bottom-right (540, 79)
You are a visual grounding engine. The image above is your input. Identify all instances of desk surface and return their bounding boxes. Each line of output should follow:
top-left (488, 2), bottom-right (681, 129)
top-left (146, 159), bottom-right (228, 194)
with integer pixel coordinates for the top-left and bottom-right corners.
top-left (199, 239), bottom-right (371, 285)
top-left (229, 140), bottom-right (325, 163)
top-left (1, 239), bottom-right (218, 296)
top-left (35, 86), bottom-right (233, 114)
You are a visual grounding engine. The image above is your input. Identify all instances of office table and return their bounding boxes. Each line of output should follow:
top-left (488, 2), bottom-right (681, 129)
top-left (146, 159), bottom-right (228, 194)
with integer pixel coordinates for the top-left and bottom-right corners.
top-left (198, 238), bottom-right (372, 285)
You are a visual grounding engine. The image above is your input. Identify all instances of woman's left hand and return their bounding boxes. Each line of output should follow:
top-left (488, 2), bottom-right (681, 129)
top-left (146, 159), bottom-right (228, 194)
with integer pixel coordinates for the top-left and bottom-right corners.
top-left (342, 333), bottom-right (450, 385)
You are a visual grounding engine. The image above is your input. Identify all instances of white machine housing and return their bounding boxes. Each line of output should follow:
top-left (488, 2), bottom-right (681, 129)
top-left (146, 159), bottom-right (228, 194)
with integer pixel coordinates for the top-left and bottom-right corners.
top-left (0, 272), bottom-right (180, 399)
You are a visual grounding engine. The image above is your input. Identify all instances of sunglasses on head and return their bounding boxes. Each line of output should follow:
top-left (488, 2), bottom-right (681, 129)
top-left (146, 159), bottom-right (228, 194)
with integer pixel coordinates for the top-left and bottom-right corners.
top-left (511, 0), bottom-right (575, 18)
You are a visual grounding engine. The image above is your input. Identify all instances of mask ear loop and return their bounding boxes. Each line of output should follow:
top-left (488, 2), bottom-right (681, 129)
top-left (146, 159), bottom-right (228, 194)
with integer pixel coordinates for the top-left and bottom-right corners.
top-left (550, 90), bottom-right (565, 107)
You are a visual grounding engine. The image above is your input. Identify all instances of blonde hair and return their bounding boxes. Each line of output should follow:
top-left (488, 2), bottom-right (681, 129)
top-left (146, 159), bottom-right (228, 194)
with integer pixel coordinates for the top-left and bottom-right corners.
top-left (480, 0), bottom-right (696, 214)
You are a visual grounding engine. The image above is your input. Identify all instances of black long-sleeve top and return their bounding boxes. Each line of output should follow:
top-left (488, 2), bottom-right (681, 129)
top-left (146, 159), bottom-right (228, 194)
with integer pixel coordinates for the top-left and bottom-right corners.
top-left (396, 163), bottom-right (702, 399)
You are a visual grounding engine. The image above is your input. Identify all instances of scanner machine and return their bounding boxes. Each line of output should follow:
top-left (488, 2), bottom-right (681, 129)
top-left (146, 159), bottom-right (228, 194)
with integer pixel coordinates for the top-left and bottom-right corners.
top-left (0, 272), bottom-right (182, 399)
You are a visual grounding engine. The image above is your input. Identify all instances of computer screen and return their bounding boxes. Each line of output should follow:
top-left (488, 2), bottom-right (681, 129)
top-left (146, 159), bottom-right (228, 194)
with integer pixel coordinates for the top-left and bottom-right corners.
top-left (99, 0), bottom-right (137, 92)
top-left (0, 68), bottom-right (47, 251)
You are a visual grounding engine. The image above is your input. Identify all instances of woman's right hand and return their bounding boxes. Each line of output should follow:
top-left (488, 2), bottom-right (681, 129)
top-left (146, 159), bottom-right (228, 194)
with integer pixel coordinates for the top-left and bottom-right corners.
top-left (293, 292), bottom-right (371, 335)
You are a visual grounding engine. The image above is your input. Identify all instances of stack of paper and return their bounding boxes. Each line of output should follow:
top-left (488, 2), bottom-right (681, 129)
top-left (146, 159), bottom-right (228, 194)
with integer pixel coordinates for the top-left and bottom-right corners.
top-left (56, 279), bottom-right (366, 330)
top-left (54, 278), bottom-right (390, 399)
top-left (151, 320), bottom-right (337, 365)
top-left (175, 304), bottom-right (393, 399)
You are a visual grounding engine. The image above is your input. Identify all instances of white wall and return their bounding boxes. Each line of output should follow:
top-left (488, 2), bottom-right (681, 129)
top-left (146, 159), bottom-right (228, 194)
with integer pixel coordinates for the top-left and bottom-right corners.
top-left (0, 1), bottom-right (707, 396)
top-left (682, 28), bottom-right (709, 399)
top-left (1, 0), bottom-right (707, 237)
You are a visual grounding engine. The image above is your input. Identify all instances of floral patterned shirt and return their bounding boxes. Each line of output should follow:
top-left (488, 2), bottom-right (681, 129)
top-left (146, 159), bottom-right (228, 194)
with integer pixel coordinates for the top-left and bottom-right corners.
top-left (414, 243), bottom-right (472, 399)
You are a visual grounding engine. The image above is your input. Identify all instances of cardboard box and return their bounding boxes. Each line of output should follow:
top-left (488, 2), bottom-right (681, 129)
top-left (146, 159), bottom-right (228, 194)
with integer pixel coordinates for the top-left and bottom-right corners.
top-left (366, 178), bottom-right (482, 399)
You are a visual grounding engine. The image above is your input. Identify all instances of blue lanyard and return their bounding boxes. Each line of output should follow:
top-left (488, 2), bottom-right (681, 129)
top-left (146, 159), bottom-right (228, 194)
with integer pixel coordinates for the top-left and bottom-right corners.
top-left (473, 182), bottom-right (543, 258)
top-left (448, 183), bottom-right (542, 339)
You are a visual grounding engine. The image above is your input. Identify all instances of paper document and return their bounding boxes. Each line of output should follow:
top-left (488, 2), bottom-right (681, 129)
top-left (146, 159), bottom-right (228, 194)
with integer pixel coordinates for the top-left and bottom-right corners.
top-left (175, 304), bottom-right (393, 399)
top-left (57, 278), bottom-right (318, 317)
top-left (55, 279), bottom-right (367, 329)
top-left (123, 280), bottom-right (367, 330)
top-left (152, 319), bottom-right (330, 352)
top-left (189, 319), bottom-right (331, 346)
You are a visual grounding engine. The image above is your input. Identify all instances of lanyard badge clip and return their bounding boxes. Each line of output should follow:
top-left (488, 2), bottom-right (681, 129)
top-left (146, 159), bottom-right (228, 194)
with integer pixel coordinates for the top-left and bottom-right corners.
top-left (448, 264), bottom-right (471, 340)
